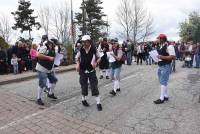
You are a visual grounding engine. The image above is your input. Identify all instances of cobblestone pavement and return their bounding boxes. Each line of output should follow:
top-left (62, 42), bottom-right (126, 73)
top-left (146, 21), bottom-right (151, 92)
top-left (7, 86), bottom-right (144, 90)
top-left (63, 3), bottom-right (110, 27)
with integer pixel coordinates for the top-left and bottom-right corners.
top-left (0, 92), bottom-right (118, 134)
top-left (0, 61), bottom-right (200, 134)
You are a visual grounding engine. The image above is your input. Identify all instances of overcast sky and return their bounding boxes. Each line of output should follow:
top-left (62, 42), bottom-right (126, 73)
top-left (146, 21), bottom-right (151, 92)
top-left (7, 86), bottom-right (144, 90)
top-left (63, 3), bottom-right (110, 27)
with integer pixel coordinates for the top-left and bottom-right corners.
top-left (1, 0), bottom-right (200, 43)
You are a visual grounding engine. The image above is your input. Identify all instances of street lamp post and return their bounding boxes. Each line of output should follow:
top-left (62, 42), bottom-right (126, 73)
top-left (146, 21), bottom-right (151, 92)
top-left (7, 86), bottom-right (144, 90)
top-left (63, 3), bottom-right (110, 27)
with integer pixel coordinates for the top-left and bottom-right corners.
top-left (71, 0), bottom-right (75, 44)
top-left (82, 0), bottom-right (87, 35)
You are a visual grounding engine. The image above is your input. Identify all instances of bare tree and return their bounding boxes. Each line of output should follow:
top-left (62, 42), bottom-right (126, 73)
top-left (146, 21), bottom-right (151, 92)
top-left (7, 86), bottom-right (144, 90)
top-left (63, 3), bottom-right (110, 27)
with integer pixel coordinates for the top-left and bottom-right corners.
top-left (38, 7), bottom-right (51, 35)
top-left (116, 0), bottom-right (134, 40)
top-left (0, 13), bottom-right (12, 43)
top-left (116, 0), bottom-right (153, 43)
top-left (50, 3), bottom-right (70, 43)
top-left (142, 14), bottom-right (154, 42)
top-left (132, 0), bottom-right (146, 43)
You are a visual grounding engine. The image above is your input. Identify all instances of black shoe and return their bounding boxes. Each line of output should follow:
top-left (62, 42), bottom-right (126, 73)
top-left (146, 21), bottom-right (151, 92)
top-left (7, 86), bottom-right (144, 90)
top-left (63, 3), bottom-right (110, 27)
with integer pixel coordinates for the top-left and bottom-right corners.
top-left (116, 88), bottom-right (120, 92)
top-left (97, 104), bottom-right (102, 111)
top-left (106, 76), bottom-right (109, 79)
top-left (47, 93), bottom-right (57, 99)
top-left (44, 87), bottom-right (50, 93)
top-left (164, 97), bottom-right (169, 101)
top-left (99, 75), bottom-right (103, 79)
top-left (109, 90), bottom-right (116, 96)
top-left (36, 99), bottom-right (44, 106)
top-left (154, 99), bottom-right (164, 104)
top-left (82, 100), bottom-right (90, 107)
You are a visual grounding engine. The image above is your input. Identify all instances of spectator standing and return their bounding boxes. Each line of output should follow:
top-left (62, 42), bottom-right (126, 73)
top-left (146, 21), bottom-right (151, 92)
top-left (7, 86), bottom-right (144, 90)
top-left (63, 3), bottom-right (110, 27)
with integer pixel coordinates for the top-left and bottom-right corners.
top-left (11, 54), bottom-right (18, 74)
top-left (30, 44), bottom-right (38, 72)
top-left (0, 47), bottom-right (7, 74)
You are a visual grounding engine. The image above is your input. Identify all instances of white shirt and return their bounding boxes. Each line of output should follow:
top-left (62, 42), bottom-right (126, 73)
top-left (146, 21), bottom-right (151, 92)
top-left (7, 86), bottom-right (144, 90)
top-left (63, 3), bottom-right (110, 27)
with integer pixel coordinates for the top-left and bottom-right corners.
top-left (11, 58), bottom-right (18, 65)
top-left (76, 46), bottom-right (100, 67)
top-left (167, 45), bottom-right (176, 56)
top-left (36, 45), bottom-right (51, 73)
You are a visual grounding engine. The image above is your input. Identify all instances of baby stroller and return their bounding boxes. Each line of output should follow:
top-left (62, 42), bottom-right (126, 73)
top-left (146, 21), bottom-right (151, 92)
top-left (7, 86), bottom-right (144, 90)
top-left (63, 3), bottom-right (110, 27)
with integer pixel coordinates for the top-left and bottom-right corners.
top-left (182, 51), bottom-right (192, 68)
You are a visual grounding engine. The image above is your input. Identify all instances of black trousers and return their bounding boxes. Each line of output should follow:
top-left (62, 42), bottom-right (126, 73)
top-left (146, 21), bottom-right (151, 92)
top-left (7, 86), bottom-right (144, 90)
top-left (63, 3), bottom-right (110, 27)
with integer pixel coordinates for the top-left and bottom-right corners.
top-left (137, 53), bottom-right (143, 65)
top-left (0, 62), bottom-right (7, 74)
top-left (79, 70), bottom-right (99, 96)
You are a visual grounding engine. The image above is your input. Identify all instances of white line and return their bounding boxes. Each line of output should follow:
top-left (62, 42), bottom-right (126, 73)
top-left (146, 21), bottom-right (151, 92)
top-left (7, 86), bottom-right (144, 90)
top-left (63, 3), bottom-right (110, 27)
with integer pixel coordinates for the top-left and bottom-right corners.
top-left (121, 74), bottom-right (138, 81)
top-left (104, 73), bottom-right (139, 88)
top-left (0, 73), bottom-right (139, 130)
top-left (0, 108), bottom-right (49, 130)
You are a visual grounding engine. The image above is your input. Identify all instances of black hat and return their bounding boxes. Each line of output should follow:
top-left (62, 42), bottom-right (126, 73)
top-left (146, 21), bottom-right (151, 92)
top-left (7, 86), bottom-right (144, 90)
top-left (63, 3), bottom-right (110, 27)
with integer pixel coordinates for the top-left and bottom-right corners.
top-left (103, 38), bottom-right (107, 42)
top-left (50, 38), bottom-right (58, 45)
top-left (42, 35), bottom-right (48, 40)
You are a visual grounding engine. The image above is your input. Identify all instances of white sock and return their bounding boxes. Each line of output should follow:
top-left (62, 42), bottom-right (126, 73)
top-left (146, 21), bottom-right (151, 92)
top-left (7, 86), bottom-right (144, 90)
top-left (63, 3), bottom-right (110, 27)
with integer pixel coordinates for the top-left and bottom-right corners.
top-left (100, 70), bottom-right (103, 76)
top-left (82, 96), bottom-right (87, 101)
top-left (106, 69), bottom-right (110, 76)
top-left (116, 80), bottom-right (120, 89)
top-left (37, 87), bottom-right (43, 99)
top-left (95, 96), bottom-right (101, 104)
top-left (47, 79), bottom-right (50, 88)
top-left (113, 80), bottom-right (118, 92)
top-left (164, 86), bottom-right (168, 98)
top-left (160, 85), bottom-right (165, 100)
top-left (49, 84), bottom-right (56, 95)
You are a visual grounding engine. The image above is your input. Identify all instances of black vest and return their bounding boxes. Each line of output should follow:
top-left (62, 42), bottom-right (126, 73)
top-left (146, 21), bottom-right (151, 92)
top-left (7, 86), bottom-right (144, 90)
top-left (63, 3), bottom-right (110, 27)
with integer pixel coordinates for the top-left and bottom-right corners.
top-left (38, 48), bottom-right (55, 70)
top-left (158, 45), bottom-right (172, 66)
top-left (111, 48), bottom-right (122, 69)
top-left (80, 46), bottom-right (96, 71)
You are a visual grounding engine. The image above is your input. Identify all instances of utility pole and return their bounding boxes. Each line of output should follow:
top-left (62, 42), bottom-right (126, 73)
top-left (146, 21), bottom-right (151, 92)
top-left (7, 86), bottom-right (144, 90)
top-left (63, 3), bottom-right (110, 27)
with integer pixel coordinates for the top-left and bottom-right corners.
top-left (71, 0), bottom-right (75, 43)
top-left (106, 16), bottom-right (109, 36)
top-left (82, 0), bottom-right (87, 35)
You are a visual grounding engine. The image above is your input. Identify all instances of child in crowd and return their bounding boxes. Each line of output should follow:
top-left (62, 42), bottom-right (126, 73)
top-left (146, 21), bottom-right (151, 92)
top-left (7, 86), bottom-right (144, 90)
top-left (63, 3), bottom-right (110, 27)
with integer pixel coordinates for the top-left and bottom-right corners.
top-left (11, 54), bottom-right (18, 74)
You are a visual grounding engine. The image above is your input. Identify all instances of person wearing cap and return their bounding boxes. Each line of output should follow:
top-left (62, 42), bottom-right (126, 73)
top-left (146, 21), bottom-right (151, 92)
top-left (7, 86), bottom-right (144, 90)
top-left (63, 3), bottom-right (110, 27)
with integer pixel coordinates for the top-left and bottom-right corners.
top-left (44, 38), bottom-right (64, 93)
top-left (98, 37), bottom-right (110, 79)
top-left (76, 35), bottom-right (103, 111)
top-left (37, 35), bottom-right (49, 52)
top-left (35, 38), bottom-right (58, 105)
top-left (154, 34), bottom-right (176, 104)
top-left (109, 40), bottom-right (123, 96)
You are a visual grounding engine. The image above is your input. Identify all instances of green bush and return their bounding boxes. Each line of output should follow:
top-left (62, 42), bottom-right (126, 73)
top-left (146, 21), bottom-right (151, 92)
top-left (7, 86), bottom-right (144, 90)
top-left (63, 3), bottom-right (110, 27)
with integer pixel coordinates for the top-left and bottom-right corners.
top-left (0, 36), bottom-right (9, 49)
top-left (63, 42), bottom-right (75, 65)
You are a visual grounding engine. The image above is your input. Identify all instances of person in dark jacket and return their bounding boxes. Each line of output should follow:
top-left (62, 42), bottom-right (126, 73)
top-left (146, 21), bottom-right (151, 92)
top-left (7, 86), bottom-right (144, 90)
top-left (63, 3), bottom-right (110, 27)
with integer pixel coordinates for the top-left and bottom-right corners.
top-left (0, 47), bottom-right (7, 74)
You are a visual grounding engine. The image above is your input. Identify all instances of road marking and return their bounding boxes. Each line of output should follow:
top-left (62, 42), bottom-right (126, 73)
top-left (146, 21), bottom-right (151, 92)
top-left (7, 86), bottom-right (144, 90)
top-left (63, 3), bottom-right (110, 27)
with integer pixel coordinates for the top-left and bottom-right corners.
top-left (104, 73), bottom-right (139, 88)
top-left (0, 108), bottom-right (49, 130)
top-left (121, 74), bottom-right (139, 81)
top-left (0, 72), bottom-right (140, 130)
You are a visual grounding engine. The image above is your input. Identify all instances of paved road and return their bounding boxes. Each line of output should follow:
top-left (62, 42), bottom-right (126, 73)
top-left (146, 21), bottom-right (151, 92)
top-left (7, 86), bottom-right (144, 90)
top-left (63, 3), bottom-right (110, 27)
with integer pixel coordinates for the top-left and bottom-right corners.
top-left (0, 61), bottom-right (200, 134)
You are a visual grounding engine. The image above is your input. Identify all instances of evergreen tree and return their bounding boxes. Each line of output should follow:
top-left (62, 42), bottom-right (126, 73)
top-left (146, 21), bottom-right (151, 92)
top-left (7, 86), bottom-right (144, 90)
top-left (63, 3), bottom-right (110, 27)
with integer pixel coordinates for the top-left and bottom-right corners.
top-left (0, 36), bottom-right (9, 49)
top-left (75, 0), bottom-right (108, 42)
top-left (11, 0), bottom-right (41, 41)
top-left (179, 11), bottom-right (200, 43)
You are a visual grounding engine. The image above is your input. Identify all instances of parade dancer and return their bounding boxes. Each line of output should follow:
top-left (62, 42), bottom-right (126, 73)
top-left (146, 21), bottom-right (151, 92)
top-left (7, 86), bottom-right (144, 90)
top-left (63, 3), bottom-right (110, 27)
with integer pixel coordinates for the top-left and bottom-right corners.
top-left (109, 40), bottom-right (123, 96)
top-left (45, 38), bottom-right (64, 93)
top-left (36, 38), bottom-right (58, 105)
top-left (154, 34), bottom-right (176, 104)
top-left (98, 38), bottom-right (110, 79)
top-left (76, 35), bottom-right (103, 111)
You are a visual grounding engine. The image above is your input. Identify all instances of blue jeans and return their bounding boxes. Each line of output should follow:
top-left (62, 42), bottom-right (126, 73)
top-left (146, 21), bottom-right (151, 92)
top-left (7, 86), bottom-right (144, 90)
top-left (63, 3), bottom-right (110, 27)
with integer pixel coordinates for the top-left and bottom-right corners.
top-left (145, 55), bottom-right (152, 65)
top-left (157, 64), bottom-right (171, 86)
top-left (38, 71), bottom-right (58, 88)
top-left (171, 60), bottom-right (175, 72)
top-left (190, 54), bottom-right (194, 67)
top-left (127, 51), bottom-right (132, 65)
top-left (13, 64), bottom-right (18, 74)
top-left (195, 54), bottom-right (200, 68)
top-left (111, 67), bottom-right (121, 79)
